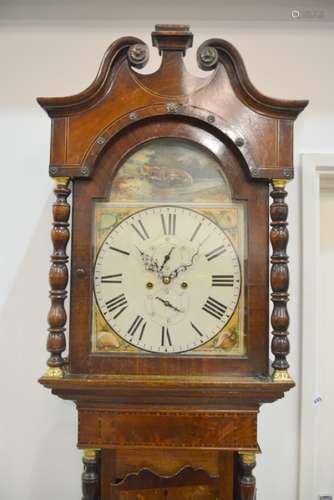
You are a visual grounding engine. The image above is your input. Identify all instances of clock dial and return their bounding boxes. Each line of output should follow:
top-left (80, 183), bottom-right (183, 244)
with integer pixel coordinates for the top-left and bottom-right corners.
top-left (94, 206), bottom-right (241, 354)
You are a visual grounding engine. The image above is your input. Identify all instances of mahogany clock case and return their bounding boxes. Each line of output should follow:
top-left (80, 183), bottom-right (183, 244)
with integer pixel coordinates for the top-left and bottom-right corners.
top-left (38, 24), bottom-right (308, 500)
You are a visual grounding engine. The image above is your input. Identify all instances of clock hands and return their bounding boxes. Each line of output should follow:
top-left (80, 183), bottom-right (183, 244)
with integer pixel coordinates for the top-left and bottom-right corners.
top-left (155, 296), bottom-right (183, 313)
top-left (137, 242), bottom-right (200, 282)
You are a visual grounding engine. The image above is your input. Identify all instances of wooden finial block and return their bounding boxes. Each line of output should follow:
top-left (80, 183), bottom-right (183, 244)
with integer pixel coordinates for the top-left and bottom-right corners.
top-left (152, 24), bottom-right (193, 55)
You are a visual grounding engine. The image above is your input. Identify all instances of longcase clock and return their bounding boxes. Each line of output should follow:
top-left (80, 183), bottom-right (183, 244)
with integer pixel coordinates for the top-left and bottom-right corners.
top-left (38, 25), bottom-right (308, 499)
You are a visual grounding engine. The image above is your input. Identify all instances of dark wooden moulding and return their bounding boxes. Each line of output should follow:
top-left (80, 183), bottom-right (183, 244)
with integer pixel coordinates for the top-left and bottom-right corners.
top-left (38, 25), bottom-right (308, 500)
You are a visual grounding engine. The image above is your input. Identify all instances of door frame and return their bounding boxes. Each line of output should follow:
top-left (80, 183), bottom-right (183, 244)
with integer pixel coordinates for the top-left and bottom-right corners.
top-left (299, 153), bottom-right (334, 499)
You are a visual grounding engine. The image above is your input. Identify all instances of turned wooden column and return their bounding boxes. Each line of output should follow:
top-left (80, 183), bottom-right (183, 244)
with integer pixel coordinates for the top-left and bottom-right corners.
top-left (270, 179), bottom-right (292, 382)
top-left (82, 449), bottom-right (101, 500)
top-left (238, 452), bottom-right (256, 500)
top-left (46, 177), bottom-right (71, 378)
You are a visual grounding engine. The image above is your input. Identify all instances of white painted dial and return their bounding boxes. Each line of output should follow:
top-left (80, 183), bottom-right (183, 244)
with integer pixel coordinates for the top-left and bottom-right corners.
top-left (94, 206), bottom-right (241, 353)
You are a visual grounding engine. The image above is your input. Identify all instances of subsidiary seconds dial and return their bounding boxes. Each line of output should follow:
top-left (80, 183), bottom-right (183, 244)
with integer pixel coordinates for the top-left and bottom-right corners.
top-left (94, 206), bottom-right (241, 353)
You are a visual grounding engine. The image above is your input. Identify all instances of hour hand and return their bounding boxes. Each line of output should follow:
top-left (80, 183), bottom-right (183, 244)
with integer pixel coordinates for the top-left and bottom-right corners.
top-left (159, 246), bottom-right (175, 272)
top-left (155, 296), bottom-right (183, 313)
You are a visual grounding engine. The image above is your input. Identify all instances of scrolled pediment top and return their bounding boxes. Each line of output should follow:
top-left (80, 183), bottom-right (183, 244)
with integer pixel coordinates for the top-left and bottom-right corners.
top-left (37, 27), bottom-right (308, 121)
top-left (197, 38), bottom-right (309, 119)
top-left (37, 36), bottom-right (148, 118)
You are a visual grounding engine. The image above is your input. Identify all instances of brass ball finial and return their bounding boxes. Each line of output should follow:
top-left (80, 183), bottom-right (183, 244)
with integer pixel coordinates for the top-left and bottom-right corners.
top-left (197, 45), bottom-right (219, 70)
top-left (128, 43), bottom-right (149, 69)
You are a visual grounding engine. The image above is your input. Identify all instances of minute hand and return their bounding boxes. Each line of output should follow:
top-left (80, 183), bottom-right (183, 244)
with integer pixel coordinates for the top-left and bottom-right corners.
top-left (168, 250), bottom-right (199, 279)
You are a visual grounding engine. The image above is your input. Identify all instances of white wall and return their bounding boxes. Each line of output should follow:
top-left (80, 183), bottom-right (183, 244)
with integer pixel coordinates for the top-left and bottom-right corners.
top-left (1, 5), bottom-right (334, 499)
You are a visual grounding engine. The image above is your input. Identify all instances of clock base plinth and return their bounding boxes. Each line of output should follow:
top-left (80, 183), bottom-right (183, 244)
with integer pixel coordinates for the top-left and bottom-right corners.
top-left (39, 374), bottom-right (292, 499)
top-left (77, 407), bottom-right (258, 499)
